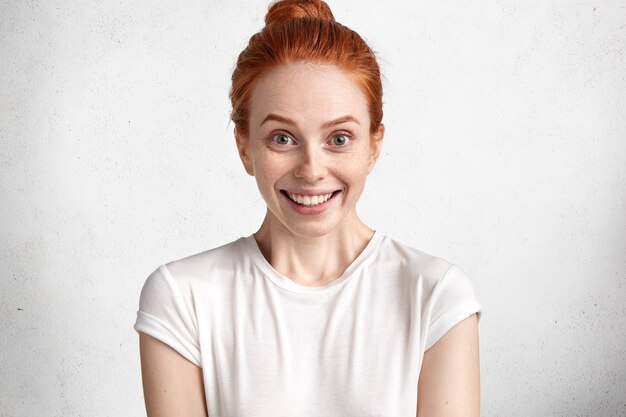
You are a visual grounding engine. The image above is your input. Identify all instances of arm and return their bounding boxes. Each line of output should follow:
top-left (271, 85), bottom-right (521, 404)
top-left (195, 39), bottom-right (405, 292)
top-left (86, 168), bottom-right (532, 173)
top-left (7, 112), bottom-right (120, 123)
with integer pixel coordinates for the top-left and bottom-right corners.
top-left (416, 314), bottom-right (480, 417)
top-left (139, 332), bottom-right (209, 417)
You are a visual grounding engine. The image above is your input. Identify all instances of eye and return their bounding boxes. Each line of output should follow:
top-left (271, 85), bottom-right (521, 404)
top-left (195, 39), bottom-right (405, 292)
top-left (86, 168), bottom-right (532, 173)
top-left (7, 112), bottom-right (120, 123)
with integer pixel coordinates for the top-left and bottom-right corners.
top-left (330, 133), bottom-right (351, 147)
top-left (271, 133), bottom-right (294, 145)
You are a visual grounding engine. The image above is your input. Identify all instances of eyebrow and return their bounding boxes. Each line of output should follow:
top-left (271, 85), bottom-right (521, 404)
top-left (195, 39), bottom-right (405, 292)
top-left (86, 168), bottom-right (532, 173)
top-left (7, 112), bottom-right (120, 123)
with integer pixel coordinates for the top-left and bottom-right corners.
top-left (260, 113), bottom-right (361, 128)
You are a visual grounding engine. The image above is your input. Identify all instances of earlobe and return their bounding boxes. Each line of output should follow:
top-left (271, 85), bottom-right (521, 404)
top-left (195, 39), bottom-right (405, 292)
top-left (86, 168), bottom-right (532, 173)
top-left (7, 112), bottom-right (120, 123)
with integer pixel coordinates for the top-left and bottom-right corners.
top-left (367, 124), bottom-right (385, 174)
top-left (234, 127), bottom-right (254, 176)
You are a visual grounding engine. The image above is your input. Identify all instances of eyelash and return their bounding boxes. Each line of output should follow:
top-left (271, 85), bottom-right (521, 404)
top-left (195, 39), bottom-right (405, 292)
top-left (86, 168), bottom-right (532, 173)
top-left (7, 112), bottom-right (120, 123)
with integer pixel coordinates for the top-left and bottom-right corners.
top-left (269, 131), bottom-right (352, 147)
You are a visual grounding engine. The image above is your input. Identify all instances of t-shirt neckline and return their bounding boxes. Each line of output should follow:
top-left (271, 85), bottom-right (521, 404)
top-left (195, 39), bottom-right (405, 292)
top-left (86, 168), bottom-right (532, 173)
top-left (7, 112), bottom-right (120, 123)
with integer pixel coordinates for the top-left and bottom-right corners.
top-left (242, 230), bottom-right (384, 293)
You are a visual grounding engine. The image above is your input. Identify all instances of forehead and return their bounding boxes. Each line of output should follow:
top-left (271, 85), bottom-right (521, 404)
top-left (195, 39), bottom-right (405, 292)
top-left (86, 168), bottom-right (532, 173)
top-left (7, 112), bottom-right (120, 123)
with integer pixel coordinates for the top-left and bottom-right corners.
top-left (248, 62), bottom-right (370, 128)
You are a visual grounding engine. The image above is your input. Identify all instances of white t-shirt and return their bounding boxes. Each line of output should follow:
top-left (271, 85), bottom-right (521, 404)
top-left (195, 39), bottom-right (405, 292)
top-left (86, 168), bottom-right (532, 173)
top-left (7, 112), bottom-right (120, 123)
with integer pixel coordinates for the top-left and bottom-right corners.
top-left (133, 230), bottom-right (482, 417)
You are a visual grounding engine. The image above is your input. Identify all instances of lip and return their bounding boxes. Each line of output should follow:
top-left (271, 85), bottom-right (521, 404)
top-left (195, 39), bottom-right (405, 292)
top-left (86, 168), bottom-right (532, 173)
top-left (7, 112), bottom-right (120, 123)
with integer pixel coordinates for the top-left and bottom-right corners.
top-left (281, 188), bottom-right (341, 196)
top-left (280, 190), bottom-right (340, 215)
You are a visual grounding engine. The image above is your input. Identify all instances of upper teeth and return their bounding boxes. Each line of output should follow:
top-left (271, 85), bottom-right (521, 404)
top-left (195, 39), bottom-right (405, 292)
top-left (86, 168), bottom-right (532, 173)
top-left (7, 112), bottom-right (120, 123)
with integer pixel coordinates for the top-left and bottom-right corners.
top-left (287, 192), bottom-right (333, 206)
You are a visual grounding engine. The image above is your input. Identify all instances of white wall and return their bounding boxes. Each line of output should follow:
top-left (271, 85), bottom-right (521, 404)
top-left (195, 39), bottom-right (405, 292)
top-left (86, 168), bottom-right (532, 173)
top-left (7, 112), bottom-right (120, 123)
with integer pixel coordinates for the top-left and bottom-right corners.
top-left (1, 1), bottom-right (624, 416)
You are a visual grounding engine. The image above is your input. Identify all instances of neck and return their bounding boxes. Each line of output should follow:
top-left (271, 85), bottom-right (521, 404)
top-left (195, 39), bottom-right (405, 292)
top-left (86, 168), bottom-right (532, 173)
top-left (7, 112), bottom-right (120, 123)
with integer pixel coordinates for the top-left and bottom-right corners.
top-left (253, 211), bottom-right (375, 287)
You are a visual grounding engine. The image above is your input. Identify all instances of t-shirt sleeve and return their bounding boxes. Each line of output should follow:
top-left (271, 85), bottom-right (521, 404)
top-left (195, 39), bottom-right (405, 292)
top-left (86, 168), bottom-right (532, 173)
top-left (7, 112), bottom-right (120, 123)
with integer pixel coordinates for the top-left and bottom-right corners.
top-left (133, 264), bottom-right (202, 367)
top-left (423, 264), bottom-right (482, 351)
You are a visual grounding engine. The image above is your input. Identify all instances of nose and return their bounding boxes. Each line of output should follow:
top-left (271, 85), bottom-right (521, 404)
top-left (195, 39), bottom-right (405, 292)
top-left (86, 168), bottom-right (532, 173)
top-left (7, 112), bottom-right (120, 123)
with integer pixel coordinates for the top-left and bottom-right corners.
top-left (293, 143), bottom-right (327, 182)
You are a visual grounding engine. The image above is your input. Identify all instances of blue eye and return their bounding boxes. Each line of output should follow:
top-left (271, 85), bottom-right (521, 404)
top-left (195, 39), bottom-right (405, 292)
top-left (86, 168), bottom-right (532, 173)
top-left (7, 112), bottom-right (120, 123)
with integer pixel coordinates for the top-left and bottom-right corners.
top-left (271, 133), bottom-right (293, 145)
top-left (331, 134), bottom-right (350, 146)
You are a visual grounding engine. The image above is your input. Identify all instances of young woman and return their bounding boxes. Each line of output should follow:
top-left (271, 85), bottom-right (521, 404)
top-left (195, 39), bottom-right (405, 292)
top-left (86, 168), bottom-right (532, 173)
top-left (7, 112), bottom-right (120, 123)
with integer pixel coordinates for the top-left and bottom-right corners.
top-left (134, 1), bottom-right (482, 416)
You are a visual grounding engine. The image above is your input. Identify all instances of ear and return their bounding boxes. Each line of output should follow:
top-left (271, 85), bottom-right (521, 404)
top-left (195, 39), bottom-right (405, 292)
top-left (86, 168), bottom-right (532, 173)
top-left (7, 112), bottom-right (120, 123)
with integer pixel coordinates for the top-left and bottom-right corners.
top-left (234, 127), bottom-right (254, 176)
top-left (367, 123), bottom-right (385, 174)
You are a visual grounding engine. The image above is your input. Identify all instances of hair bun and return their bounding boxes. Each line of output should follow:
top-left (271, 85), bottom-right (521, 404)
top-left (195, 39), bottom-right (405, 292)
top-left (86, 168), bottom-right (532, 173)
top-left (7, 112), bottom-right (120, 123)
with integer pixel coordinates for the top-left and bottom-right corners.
top-left (265, 0), bottom-right (335, 26)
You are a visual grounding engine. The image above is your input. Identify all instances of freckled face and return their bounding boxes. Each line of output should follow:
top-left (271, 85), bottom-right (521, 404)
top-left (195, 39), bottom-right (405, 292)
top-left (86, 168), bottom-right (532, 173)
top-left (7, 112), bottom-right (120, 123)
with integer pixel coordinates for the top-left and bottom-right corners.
top-left (235, 62), bottom-right (382, 238)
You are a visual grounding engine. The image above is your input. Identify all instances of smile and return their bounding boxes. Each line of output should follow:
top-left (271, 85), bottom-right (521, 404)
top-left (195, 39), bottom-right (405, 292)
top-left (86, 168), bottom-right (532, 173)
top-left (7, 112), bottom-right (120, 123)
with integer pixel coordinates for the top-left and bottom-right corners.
top-left (285, 191), bottom-right (336, 206)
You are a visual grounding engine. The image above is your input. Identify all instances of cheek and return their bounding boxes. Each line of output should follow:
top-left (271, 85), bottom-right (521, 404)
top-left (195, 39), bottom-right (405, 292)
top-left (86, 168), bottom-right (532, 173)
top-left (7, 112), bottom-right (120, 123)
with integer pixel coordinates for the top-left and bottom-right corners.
top-left (342, 149), bottom-right (372, 177)
top-left (337, 159), bottom-right (370, 193)
top-left (252, 152), bottom-right (289, 189)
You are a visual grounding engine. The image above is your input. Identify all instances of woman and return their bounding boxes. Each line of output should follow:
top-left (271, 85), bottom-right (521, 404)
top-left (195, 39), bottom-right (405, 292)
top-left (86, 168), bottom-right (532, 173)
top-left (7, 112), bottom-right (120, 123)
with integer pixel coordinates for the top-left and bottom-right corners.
top-left (134, 1), bottom-right (482, 416)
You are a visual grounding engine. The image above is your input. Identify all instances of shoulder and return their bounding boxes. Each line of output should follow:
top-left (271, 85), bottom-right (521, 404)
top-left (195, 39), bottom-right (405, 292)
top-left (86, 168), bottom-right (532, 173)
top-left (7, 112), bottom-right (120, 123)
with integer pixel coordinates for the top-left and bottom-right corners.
top-left (155, 236), bottom-right (250, 288)
top-left (375, 235), bottom-right (482, 348)
top-left (376, 235), bottom-right (479, 305)
top-left (138, 236), bottom-right (254, 310)
top-left (375, 234), bottom-right (454, 286)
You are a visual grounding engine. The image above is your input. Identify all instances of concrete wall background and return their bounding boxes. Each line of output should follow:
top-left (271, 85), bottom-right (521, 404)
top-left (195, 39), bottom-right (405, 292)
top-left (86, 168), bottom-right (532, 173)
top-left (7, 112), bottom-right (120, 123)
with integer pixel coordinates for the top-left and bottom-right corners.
top-left (1, 1), bottom-right (625, 416)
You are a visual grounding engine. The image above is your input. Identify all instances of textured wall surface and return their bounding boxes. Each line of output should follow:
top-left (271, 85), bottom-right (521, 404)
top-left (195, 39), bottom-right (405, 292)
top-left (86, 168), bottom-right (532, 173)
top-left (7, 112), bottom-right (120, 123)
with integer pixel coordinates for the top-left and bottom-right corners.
top-left (1, 1), bottom-right (625, 416)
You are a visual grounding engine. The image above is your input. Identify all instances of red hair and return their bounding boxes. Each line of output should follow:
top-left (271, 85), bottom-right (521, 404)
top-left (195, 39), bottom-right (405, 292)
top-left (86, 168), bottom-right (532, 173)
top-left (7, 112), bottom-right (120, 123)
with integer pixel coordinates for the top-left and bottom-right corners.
top-left (230, 0), bottom-right (383, 137)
